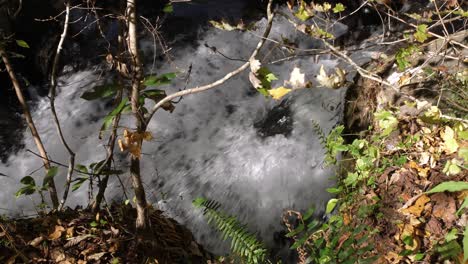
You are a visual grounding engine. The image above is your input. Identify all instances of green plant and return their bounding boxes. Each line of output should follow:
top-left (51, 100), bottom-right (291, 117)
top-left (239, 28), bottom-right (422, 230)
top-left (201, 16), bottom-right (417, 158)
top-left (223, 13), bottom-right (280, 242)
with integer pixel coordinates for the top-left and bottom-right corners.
top-left (193, 198), bottom-right (268, 263)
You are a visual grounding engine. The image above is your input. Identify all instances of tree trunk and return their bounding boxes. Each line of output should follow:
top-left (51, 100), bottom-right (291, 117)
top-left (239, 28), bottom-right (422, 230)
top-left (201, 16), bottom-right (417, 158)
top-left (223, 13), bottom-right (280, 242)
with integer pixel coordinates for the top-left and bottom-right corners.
top-left (0, 47), bottom-right (60, 209)
top-left (126, 0), bottom-right (149, 231)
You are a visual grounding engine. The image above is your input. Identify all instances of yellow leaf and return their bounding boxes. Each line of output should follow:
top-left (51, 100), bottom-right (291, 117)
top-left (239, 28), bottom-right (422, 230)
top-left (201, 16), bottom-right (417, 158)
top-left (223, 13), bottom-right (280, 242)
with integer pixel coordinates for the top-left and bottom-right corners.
top-left (268, 87), bottom-right (292, 100)
top-left (401, 195), bottom-right (430, 217)
top-left (48, 225), bottom-right (65, 240)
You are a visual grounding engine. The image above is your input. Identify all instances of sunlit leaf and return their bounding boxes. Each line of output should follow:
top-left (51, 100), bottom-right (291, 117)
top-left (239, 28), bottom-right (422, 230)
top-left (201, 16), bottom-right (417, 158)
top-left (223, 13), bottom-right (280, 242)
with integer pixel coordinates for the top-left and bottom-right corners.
top-left (268, 87), bottom-right (292, 100)
top-left (16, 39), bottom-right (30, 48)
top-left (441, 126), bottom-right (459, 154)
top-left (426, 181), bottom-right (468, 194)
top-left (442, 159), bottom-right (462, 176)
top-left (414, 24), bottom-right (429, 43)
top-left (326, 198), bottom-right (339, 214)
top-left (333, 3), bottom-right (346, 13)
top-left (163, 3), bottom-right (173, 13)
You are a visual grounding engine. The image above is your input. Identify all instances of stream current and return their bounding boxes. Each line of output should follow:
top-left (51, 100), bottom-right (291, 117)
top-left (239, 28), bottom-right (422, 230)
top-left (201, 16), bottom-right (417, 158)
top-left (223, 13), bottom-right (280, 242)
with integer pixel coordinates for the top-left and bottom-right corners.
top-left (0, 1), bottom-right (377, 255)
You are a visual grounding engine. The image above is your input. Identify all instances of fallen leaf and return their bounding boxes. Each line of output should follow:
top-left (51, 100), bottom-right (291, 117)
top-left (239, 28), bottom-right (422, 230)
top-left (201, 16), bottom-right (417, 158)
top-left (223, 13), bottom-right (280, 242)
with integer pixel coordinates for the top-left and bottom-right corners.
top-left (287, 67), bottom-right (306, 88)
top-left (432, 193), bottom-right (457, 227)
top-left (316, 65), bottom-right (346, 89)
top-left (249, 58), bottom-right (261, 74)
top-left (441, 126), bottom-right (459, 154)
top-left (401, 195), bottom-right (430, 217)
top-left (29, 236), bottom-right (45, 247)
top-left (268, 87), bottom-right (292, 100)
top-left (48, 225), bottom-right (65, 240)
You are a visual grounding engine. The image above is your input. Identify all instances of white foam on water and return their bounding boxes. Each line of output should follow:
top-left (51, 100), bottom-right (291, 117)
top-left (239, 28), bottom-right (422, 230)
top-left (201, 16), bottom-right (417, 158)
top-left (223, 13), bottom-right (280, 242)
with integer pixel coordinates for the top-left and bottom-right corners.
top-left (0, 8), bottom-right (367, 254)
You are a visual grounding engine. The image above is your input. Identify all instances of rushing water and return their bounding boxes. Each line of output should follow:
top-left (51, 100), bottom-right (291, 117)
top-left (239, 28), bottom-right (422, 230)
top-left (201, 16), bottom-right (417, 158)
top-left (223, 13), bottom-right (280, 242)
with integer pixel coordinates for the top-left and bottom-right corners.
top-left (0, 1), bottom-right (375, 256)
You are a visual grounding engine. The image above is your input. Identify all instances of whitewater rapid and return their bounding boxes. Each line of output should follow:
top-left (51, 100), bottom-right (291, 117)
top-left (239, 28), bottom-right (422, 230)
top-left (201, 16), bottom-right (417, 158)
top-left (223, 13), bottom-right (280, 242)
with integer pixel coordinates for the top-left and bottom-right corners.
top-left (0, 2), bottom-right (375, 254)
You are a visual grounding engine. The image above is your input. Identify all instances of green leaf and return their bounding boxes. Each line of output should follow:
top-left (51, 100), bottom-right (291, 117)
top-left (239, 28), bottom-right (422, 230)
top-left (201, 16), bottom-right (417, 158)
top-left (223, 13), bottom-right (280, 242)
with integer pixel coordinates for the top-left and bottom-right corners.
top-left (442, 159), bottom-right (462, 176)
top-left (16, 39), bottom-right (30, 48)
top-left (295, 2), bottom-right (313, 21)
top-left (326, 187), bottom-right (341, 194)
top-left (99, 98), bottom-right (128, 138)
top-left (72, 177), bottom-right (88, 192)
top-left (15, 185), bottom-right (36, 197)
top-left (43, 166), bottom-right (58, 187)
top-left (81, 83), bottom-right (118, 100)
top-left (20, 176), bottom-right (36, 186)
top-left (426, 181), bottom-right (468, 194)
top-left (143, 72), bottom-right (176, 87)
top-left (333, 3), bottom-right (346, 13)
top-left (163, 3), bottom-right (173, 13)
top-left (193, 197), bottom-right (206, 208)
top-left (374, 110), bottom-right (398, 136)
top-left (90, 221), bottom-right (98, 227)
top-left (414, 24), bottom-right (429, 43)
top-left (326, 198), bottom-right (339, 214)
top-left (414, 253), bottom-right (425, 261)
top-left (457, 197), bottom-right (468, 215)
top-left (75, 164), bottom-right (88, 174)
top-left (464, 225), bottom-right (468, 262)
top-left (445, 228), bottom-right (458, 242)
top-left (303, 207), bottom-right (315, 221)
top-left (458, 147), bottom-right (468, 162)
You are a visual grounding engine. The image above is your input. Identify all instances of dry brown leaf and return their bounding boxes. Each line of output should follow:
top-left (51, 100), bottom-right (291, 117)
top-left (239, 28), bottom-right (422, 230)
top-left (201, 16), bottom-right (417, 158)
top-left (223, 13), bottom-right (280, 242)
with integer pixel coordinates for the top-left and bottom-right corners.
top-left (401, 194), bottom-right (430, 217)
top-left (48, 225), bottom-right (65, 240)
top-left (29, 236), bottom-right (45, 247)
top-left (66, 226), bottom-right (74, 238)
top-left (432, 193), bottom-right (456, 227)
top-left (87, 252), bottom-right (107, 261)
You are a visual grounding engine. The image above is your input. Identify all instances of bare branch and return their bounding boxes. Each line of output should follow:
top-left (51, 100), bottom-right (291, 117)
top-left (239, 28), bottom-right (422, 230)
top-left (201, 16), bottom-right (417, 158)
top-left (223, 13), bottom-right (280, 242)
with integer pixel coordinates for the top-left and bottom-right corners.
top-left (145, 0), bottom-right (275, 124)
top-left (48, 1), bottom-right (76, 211)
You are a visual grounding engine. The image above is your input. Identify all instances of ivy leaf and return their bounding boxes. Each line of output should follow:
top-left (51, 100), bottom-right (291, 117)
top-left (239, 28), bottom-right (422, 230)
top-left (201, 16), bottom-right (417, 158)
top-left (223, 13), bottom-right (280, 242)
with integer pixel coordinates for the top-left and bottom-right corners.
top-left (16, 39), bottom-right (30, 48)
top-left (414, 24), bottom-right (430, 43)
top-left (426, 181), bottom-right (468, 194)
top-left (268, 87), bottom-right (292, 100)
top-left (333, 3), bottom-right (346, 13)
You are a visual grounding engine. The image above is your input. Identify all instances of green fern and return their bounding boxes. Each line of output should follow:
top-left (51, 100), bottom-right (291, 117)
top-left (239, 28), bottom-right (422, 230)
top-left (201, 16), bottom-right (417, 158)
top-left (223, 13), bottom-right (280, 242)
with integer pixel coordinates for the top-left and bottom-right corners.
top-left (311, 120), bottom-right (327, 147)
top-left (193, 197), bottom-right (268, 263)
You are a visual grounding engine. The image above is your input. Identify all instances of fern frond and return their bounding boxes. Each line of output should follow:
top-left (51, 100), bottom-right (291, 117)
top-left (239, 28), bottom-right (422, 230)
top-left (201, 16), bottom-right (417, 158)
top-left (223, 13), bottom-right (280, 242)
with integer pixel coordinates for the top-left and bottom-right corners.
top-left (193, 197), bottom-right (268, 264)
top-left (312, 120), bottom-right (327, 147)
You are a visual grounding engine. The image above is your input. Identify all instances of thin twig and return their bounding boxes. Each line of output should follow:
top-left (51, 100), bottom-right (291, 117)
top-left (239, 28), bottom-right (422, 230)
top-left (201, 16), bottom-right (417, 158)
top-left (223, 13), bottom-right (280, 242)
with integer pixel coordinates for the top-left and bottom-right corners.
top-left (145, 0), bottom-right (275, 124)
top-left (49, 2), bottom-right (76, 212)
